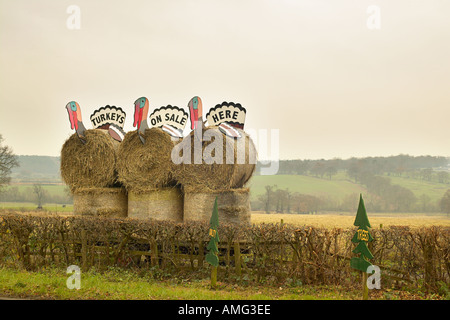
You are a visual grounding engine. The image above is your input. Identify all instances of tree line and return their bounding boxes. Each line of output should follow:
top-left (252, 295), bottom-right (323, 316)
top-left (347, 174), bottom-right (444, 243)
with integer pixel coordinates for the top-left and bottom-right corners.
top-left (252, 185), bottom-right (322, 214)
top-left (252, 183), bottom-right (450, 214)
top-left (256, 155), bottom-right (449, 180)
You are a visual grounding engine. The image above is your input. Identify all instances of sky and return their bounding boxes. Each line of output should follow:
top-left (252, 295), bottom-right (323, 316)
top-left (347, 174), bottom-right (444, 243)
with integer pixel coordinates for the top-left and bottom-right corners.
top-left (0, 0), bottom-right (449, 160)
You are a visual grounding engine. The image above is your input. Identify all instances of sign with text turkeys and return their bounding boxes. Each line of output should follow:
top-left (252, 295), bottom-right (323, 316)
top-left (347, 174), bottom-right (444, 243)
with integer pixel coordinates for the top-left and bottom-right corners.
top-left (90, 105), bottom-right (126, 130)
top-left (205, 102), bottom-right (246, 129)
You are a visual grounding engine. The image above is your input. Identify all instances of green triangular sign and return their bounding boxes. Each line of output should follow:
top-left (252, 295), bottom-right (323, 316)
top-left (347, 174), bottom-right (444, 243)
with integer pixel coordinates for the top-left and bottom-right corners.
top-left (205, 197), bottom-right (219, 267)
top-left (351, 226), bottom-right (374, 243)
top-left (350, 257), bottom-right (372, 272)
top-left (350, 194), bottom-right (374, 272)
top-left (352, 241), bottom-right (374, 260)
top-left (354, 194), bottom-right (371, 228)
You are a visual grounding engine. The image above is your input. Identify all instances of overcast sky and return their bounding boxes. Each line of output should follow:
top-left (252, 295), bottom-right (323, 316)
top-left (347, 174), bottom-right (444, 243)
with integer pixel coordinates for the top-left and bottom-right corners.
top-left (0, 0), bottom-right (449, 160)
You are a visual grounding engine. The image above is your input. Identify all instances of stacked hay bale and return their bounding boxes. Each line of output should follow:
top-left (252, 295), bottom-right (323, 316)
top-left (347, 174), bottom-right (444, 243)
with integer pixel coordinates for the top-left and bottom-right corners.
top-left (60, 129), bottom-right (127, 217)
top-left (172, 126), bottom-right (256, 225)
top-left (116, 128), bottom-right (183, 222)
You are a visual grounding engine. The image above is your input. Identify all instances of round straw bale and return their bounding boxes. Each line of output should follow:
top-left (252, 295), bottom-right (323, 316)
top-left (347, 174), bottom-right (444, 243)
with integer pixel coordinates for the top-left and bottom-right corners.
top-left (183, 188), bottom-right (250, 225)
top-left (73, 187), bottom-right (128, 217)
top-left (60, 129), bottom-right (120, 192)
top-left (127, 187), bottom-right (183, 222)
top-left (116, 128), bottom-right (180, 192)
top-left (172, 127), bottom-right (256, 192)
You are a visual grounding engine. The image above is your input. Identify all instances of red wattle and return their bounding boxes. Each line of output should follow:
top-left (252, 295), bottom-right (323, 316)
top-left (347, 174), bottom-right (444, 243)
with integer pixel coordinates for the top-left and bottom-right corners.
top-left (137, 107), bottom-right (143, 130)
top-left (73, 111), bottom-right (79, 131)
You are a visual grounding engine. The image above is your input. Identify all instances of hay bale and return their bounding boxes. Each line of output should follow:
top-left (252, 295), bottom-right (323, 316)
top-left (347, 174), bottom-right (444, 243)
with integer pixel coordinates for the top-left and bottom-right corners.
top-left (73, 187), bottom-right (128, 217)
top-left (127, 187), bottom-right (183, 222)
top-left (183, 188), bottom-right (250, 225)
top-left (172, 127), bottom-right (256, 192)
top-left (116, 128), bottom-right (180, 192)
top-left (61, 129), bottom-right (120, 192)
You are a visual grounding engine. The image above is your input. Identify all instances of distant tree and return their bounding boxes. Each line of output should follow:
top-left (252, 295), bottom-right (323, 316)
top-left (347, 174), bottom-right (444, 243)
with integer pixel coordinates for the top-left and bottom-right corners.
top-left (347, 161), bottom-right (362, 182)
top-left (285, 188), bottom-right (291, 213)
top-left (418, 194), bottom-right (432, 212)
top-left (0, 134), bottom-right (19, 192)
top-left (437, 171), bottom-right (449, 184)
top-left (325, 166), bottom-right (337, 180)
top-left (274, 189), bottom-right (290, 213)
top-left (33, 184), bottom-right (48, 209)
top-left (290, 193), bottom-right (321, 214)
top-left (310, 161), bottom-right (326, 178)
top-left (341, 193), bottom-right (360, 211)
top-left (420, 168), bottom-right (433, 181)
top-left (263, 185), bottom-right (275, 214)
top-left (440, 190), bottom-right (450, 216)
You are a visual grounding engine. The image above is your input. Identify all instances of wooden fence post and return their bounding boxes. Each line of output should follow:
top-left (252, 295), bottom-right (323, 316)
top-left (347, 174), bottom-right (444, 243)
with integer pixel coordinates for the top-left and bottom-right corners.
top-left (234, 241), bottom-right (241, 278)
top-left (81, 229), bottom-right (88, 271)
top-left (211, 266), bottom-right (218, 288)
top-left (362, 272), bottom-right (369, 300)
top-left (198, 240), bottom-right (204, 267)
top-left (150, 239), bottom-right (158, 267)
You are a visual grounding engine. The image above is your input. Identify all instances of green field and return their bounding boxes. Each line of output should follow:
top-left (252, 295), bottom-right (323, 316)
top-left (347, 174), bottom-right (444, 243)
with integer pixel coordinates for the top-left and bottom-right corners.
top-left (0, 266), bottom-right (442, 300)
top-left (386, 175), bottom-right (449, 203)
top-left (6, 183), bottom-right (69, 197)
top-left (248, 173), bottom-right (449, 204)
top-left (248, 174), bottom-right (367, 200)
top-left (0, 202), bottom-right (73, 212)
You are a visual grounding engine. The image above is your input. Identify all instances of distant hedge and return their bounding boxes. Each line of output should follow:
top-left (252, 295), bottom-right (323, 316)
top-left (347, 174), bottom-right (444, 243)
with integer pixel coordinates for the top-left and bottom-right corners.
top-left (0, 213), bottom-right (448, 293)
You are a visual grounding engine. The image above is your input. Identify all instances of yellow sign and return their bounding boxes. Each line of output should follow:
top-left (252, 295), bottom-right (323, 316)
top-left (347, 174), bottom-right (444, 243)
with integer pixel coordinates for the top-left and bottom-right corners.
top-left (357, 229), bottom-right (370, 241)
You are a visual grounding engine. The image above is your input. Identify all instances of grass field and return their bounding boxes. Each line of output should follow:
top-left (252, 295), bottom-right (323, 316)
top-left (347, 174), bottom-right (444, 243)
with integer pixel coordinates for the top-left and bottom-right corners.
top-left (0, 202), bottom-right (73, 213)
top-left (250, 212), bottom-right (450, 229)
top-left (0, 266), bottom-right (442, 300)
top-left (0, 266), bottom-right (352, 300)
top-left (249, 174), bottom-right (449, 201)
top-left (248, 174), bottom-right (367, 200)
top-left (6, 183), bottom-right (69, 197)
top-left (387, 175), bottom-right (449, 203)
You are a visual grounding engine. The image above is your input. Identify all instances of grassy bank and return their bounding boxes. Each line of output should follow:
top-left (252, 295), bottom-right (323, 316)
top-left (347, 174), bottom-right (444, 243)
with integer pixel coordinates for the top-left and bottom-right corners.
top-left (0, 266), bottom-right (443, 300)
top-left (0, 202), bottom-right (73, 213)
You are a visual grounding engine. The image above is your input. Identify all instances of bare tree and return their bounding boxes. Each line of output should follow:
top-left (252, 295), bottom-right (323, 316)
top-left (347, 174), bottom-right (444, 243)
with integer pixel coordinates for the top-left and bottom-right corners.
top-left (33, 183), bottom-right (48, 209)
top-left (263, 185), bottom-right (275, 214)
top-left (0, 134), bottom-right (19, 192)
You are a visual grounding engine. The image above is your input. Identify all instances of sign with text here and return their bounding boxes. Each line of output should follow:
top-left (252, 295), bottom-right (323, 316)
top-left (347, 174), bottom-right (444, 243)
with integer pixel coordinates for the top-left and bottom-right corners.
top-left (206, 102), bottom-right (246, 129)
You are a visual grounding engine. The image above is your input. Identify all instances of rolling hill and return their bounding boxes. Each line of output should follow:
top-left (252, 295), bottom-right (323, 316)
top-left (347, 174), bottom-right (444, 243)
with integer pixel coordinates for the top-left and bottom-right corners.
top-left (248, 174), bottom-right (367, 200)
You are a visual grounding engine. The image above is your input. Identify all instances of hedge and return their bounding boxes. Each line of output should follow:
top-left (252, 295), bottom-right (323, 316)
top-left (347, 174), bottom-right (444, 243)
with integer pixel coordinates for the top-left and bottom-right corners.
top-left (0, 214), bottom-right (448, 292)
